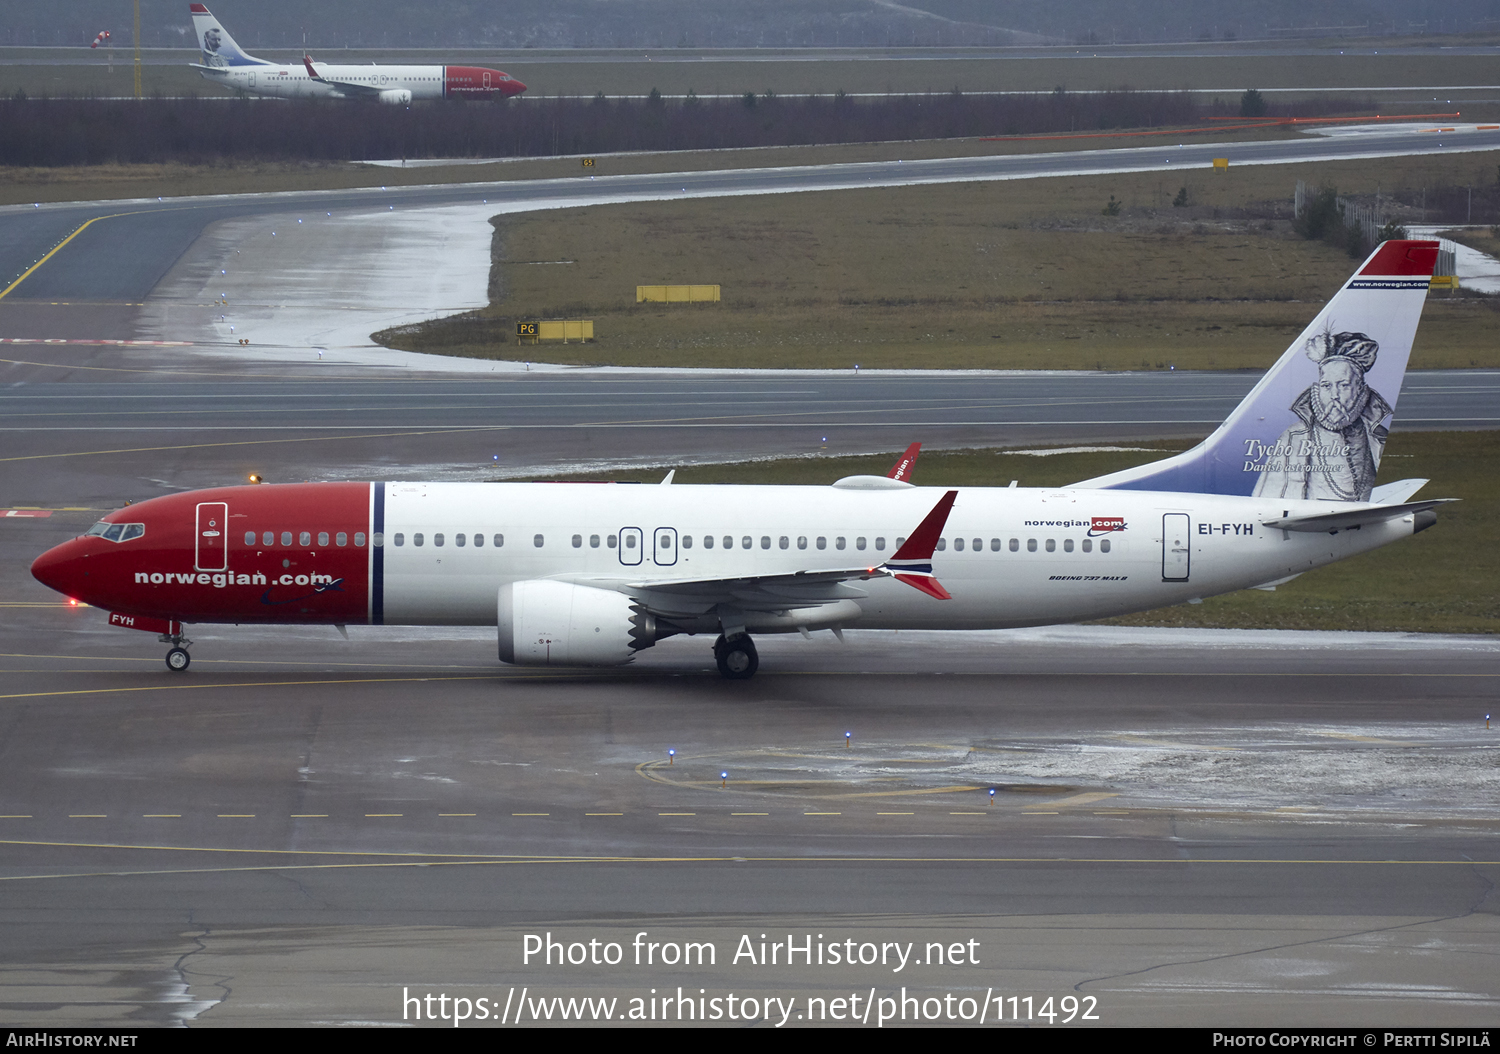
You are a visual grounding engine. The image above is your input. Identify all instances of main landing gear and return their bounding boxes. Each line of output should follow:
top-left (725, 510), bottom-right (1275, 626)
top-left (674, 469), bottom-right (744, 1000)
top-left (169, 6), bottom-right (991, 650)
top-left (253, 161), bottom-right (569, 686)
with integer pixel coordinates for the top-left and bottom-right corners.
top-left (159, 627), bottom-right (193, 672)
top-left (713, 633), bottom-right (758, 680)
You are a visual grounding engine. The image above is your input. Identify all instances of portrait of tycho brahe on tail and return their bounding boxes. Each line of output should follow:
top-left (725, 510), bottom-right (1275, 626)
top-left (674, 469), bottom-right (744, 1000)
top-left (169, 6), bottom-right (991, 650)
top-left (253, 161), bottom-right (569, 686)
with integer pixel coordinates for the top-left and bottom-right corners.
top-left (1250, 329), bottom-right (1393, 503)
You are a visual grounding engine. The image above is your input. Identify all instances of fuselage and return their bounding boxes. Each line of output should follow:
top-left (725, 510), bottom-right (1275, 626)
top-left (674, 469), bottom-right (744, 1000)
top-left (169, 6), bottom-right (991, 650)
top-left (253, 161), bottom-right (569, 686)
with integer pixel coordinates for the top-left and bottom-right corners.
top-left (30, 481), bottom-right (1418, 633)
top-left (196, 63), bottom-right (525, 101)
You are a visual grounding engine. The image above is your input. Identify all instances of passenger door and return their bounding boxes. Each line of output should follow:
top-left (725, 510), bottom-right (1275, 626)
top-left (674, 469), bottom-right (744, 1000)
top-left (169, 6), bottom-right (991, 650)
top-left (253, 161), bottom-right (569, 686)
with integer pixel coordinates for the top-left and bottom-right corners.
top-left (1161, 513), bottom-right (1190, 581)
top-left (196, 502), bottom-right (228, 572)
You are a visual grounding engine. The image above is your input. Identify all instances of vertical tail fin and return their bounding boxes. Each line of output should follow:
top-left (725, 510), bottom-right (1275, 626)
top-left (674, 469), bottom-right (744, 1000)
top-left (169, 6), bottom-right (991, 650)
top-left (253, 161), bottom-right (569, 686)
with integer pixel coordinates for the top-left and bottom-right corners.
top-left (1072, 240), bottom-right (1438, 502)
top-left (189, 4), bottom-right (262, 67)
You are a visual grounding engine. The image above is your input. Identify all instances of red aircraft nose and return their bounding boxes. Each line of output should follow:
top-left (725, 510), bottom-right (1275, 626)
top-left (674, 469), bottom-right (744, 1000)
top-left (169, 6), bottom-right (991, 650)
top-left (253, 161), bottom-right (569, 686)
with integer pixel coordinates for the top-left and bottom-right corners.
top-left (503, 76), bottom-right (526, 96)
top-left (31, 539), bottom-right (87, 600)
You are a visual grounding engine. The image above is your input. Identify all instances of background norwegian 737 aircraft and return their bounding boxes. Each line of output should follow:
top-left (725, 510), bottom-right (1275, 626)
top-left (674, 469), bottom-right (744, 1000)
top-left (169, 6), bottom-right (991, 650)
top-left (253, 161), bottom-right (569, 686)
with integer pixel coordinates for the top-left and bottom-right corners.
top-left (31, 242), bottom-right (1452, 679)
top-left (187, 4), bottom-right (527, 104)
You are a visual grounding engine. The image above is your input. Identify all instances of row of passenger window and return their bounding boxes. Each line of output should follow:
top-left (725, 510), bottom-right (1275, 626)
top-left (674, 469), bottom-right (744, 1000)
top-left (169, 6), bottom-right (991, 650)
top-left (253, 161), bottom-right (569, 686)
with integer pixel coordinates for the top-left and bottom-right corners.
top-left (384, 531), bottom-right (1111, 553)
top-left (246, 530), bottom-right (366, 548)
top-left (392, 533), bottom-right (504, 548)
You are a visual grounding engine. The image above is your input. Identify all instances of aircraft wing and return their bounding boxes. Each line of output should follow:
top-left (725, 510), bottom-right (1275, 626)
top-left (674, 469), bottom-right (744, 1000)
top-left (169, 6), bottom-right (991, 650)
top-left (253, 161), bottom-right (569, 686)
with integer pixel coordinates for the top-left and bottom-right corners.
top-left (302, 55), bottom-right (384, 97)
top-left (1261, 499), bottom-right (1456, 534)
top-left (579, 489), bottom-right (960, 615)
top-left (626, 565), bottom-right (885, 608)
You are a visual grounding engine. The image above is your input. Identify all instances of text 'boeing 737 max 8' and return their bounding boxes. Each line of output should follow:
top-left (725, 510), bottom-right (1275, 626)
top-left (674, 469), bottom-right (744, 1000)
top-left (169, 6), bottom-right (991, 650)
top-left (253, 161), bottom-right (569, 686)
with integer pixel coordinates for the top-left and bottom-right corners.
top-left (188, 4), bottom-right (526, 104)
top-left (32, 242), bottom-right (1453, 678)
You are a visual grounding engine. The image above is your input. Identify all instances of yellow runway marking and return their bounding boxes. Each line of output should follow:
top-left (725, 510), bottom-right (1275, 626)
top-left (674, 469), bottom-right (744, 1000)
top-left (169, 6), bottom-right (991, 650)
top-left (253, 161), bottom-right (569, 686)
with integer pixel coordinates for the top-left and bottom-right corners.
top-left (69, 815), bottom-right (106, 818)
top-left (0, 652), bottom-right (501, 671)
top-left (0, 603), bottom-right (94, 609)
top-left (217, 814), bottom-right (254, 818)
top-left (0, 839), bottom-right (1491, 884)
top-left (585, 813), bottom-right (622, 817)
top-left (438, 813), bottom-right (476, 817)
top-left (1023, 811), bottom-right (1060, 815)
top-left (804, 812), bottom-right (842, 816)
top-left (365, 813), bottom-right (403, 818)
top-left (142, 814), bottom-right (180, 818)
top-left (1049, 792), bottom-right (1122, 807)
top-left (877, 812), bottom-right (915, 816)
top-left (0, 673), bottom-right (500, 701)
top-left (731, 812), bottom-right (768, 816)
top-left (0, 211), bottom-right (154, 301)
top-left (1, 815), bottom-right (33, 819)
top-left (291, 814), bottom-right (328, 818)
top-left (949, 811), bottom-right (987, 815)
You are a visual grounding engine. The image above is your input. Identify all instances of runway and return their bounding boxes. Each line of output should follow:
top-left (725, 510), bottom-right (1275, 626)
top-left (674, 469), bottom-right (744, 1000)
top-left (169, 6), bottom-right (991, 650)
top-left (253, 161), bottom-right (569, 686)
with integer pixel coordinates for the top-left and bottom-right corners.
top-left (1, 135), bottom-right (1498, 1028)
top-left (0, 371), bottom-right (1495, 510)
top-left (0, 616), bottom-right (1496, 1026)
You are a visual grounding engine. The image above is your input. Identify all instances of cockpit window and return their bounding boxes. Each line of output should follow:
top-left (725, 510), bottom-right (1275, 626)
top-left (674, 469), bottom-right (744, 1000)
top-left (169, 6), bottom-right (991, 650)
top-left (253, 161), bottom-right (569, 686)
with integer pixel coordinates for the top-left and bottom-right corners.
top-left (86, 521), bottom-right (145, 543)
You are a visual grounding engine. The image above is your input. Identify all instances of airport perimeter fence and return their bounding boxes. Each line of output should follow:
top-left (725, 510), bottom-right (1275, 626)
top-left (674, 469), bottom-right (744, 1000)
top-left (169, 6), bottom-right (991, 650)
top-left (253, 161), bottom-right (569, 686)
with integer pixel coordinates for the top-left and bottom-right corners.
top-left (1294, 178), bottom-right (1496, 265)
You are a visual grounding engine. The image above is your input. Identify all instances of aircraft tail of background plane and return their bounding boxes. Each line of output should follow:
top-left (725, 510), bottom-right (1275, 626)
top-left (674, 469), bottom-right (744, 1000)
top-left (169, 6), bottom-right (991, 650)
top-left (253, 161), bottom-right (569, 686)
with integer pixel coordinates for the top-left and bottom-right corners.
top-left (1072, 239), bottom-right (1439, 502)
top-left (190, 4), bottom-right (263, 68)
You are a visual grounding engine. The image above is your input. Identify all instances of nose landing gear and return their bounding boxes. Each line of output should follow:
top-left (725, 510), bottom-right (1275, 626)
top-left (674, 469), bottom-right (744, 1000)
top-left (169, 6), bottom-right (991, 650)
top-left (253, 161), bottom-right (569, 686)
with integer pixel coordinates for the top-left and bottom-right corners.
top-left (159, 625), bottom-right (194, 672)
top-left (713, 633), bottom-right (758, 680)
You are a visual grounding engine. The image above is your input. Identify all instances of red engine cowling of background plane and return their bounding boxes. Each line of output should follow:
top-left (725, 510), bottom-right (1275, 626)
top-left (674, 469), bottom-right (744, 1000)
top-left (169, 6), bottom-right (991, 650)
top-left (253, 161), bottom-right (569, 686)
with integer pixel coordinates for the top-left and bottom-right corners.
top-left (497, 580), bottom-right (657, 666)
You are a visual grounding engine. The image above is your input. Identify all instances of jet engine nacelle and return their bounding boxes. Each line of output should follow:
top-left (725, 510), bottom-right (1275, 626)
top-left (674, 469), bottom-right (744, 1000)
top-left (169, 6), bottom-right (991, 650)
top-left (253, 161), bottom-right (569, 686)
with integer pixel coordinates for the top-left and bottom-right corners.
top-left (498, 580), bottom-right (657, 666)
top-left (378, 88), bottom-right (412, 105)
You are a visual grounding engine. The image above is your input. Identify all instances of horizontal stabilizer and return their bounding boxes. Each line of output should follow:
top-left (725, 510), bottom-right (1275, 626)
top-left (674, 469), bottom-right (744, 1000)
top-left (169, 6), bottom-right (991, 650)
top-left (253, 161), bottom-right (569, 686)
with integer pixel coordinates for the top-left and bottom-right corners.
top-left (1371, 478), bottom-right (1428, 504)
top-left (1262, 499), bottom-right (1455, 533)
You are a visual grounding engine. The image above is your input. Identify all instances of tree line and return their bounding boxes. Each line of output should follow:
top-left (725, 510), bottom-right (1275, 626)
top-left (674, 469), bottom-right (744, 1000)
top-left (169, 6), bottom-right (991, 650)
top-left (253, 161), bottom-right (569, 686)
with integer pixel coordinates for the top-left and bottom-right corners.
top-left (0, 91), bottom-right (1370, 167)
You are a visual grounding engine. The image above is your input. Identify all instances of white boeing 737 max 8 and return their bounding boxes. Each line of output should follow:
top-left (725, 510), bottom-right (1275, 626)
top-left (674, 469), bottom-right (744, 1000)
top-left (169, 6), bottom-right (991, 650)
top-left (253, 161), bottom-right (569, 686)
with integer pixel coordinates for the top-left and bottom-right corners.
top-left (32, 241), bottom-right (1452, 677)
top-left (188, 4), bottom-right (526, 104)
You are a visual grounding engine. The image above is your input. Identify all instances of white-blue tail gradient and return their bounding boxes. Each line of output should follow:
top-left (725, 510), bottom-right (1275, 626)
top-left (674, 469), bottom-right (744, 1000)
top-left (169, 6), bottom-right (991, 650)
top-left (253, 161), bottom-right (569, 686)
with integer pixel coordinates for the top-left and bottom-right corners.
top-left (189, 4), bottom-right (264, 68)
top-left (1072, 239), bottom-right (1439, 502)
